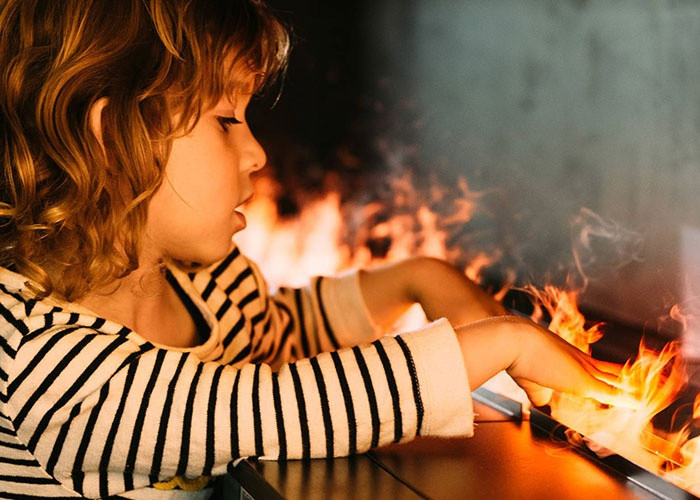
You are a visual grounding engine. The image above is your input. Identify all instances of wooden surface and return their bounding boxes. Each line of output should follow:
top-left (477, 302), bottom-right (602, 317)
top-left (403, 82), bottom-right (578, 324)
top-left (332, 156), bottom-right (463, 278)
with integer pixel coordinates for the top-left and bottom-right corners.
top-left (221, 399), bottom-right (660, 499)
top-left (372, 420), bottom-right (653, 499)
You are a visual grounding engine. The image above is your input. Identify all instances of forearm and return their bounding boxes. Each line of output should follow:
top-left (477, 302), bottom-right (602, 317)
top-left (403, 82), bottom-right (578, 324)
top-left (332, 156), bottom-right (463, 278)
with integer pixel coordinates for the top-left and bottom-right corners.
top-left (407, 257), bottom-right (507, 325)
top-left (359, 257), bottom-right (506, 330)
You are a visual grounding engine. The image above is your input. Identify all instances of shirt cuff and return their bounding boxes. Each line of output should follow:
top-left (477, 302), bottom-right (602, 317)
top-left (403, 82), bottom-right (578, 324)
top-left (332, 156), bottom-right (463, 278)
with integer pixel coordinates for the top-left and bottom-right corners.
top-left (399, 318), bottom-right (474, 437)
top-left (319, 270), bottom-right (382, 347)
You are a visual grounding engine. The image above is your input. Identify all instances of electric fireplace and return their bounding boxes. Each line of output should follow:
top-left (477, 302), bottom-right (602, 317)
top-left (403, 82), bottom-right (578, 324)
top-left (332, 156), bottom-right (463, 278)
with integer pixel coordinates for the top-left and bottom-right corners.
top-left (231, 1), bottom-right (700, 497)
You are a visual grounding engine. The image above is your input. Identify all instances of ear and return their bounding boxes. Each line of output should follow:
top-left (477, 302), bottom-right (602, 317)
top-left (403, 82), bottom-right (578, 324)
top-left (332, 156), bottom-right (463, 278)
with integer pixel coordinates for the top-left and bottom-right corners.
top-left (88, 97), bottom-right (109, 152)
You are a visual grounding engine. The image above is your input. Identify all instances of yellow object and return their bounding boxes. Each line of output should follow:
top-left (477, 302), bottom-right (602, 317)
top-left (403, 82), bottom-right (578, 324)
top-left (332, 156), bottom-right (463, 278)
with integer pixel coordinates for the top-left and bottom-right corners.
top-left (153, 475), bottom-right (212, 491)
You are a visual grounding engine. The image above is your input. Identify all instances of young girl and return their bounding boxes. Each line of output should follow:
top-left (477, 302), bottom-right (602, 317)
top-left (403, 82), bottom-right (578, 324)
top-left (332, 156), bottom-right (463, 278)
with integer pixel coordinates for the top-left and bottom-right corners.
top-left (0, 0), bottom-right (632, 497)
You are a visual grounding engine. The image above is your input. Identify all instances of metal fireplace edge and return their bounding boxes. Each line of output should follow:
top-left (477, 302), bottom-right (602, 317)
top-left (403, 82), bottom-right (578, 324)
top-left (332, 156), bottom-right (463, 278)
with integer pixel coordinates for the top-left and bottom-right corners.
top-left (472, 387), bottom-right (698, 500)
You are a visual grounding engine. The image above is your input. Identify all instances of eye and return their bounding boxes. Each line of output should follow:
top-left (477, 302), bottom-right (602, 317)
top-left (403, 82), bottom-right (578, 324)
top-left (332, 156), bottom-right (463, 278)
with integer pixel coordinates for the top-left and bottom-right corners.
top-left (216, 116), bottom-right (242, 131)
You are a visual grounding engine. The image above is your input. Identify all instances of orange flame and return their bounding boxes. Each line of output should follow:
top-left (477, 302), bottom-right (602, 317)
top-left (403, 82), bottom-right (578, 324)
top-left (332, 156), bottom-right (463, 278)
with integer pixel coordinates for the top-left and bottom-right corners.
top-left (236, 178), bottom-right (351, 289)
top-left (679, 393), bottom-right (700, 486)
top-left (464, 251), bottom-right (496, 283)
top-left (238, 172), bottom-right (491, 289)
top-left (525, 285), bottom-right (603, 354)
top-left (549, 341), bottom-right (685, 444)
top-left (532, 286), bottom-right (697, 490)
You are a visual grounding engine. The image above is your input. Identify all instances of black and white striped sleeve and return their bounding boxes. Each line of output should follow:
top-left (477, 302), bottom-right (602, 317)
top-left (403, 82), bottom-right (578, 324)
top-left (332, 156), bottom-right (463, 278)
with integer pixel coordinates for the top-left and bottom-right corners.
top-left (194, 247), bottom-right (381, 365)
top-left (6, 319), bottom-right (473, 497)
top-left (245, 259), bottom-right (381, 365)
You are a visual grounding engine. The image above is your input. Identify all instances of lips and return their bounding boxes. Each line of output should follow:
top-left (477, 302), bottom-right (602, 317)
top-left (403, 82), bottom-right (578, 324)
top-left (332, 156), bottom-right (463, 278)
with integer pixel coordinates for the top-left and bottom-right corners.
top-left (233, 210), bottom-right (247, 230)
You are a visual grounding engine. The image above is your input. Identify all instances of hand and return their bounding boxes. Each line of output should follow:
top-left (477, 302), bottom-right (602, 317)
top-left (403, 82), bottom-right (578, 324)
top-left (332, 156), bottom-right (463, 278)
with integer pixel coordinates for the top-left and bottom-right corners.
top-left (455, 316), bottom-right (637, 408)
top-left (508, 317), bottom-right (629, 406)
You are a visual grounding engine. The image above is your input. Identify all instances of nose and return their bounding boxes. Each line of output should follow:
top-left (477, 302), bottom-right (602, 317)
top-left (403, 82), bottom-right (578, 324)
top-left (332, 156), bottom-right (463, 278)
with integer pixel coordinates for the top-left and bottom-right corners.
top-left (245, 125), bottom-right (267, 173)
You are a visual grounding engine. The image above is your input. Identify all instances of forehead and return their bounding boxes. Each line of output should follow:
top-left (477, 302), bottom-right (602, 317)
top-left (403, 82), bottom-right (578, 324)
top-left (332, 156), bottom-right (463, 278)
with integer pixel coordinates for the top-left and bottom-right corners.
top-left (197, 69), bottom-right (258, 113)
top-left (219, 65), bottom-right (262, 97)
top-left (209, 94), bottom-right (251, 112)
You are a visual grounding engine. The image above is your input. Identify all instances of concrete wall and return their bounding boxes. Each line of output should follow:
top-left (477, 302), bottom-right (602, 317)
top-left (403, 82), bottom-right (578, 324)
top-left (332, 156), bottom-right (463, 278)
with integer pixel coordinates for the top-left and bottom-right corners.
top-left (362, 0), bottom-right (700, 348)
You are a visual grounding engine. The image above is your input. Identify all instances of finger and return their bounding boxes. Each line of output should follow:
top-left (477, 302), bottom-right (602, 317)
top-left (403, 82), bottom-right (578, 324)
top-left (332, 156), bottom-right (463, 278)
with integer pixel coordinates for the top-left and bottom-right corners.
top-left (543, 330), bottom-right (623, 378)
top-left (588, 368), bottom-right (627, 389)
top-left (570, 352), bottom-right (626, 387)
top-left (590, 359), bottom-right (624, 377)
top-left (514, 378), bottom-right (553, 407)
top-left (588, 381), bottom-right (641, 410)
top-left (573, 355), bottom-right (629, 390)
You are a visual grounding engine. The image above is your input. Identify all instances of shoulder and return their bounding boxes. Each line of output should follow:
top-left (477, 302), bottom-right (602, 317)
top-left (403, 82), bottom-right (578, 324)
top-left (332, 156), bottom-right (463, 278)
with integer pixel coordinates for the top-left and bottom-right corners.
top-left (0, 266), bottom-right (150, 358)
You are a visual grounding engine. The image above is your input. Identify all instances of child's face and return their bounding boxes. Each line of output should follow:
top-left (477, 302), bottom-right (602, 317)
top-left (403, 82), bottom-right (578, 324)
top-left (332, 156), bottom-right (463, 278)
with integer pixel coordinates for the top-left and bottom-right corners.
top-left (144, 88), bottom-right (266, 266)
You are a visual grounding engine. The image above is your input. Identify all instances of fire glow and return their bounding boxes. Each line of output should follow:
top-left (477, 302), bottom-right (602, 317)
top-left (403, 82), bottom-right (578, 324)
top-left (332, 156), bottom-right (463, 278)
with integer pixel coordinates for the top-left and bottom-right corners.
top-left (532, 286), bottom-right (699, 495)
top-left (236, 172), bottom-right (699, 496)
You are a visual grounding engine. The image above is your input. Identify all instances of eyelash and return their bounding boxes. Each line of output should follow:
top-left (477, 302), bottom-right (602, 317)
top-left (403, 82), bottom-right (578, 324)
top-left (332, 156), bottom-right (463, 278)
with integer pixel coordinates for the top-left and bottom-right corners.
top-left (216, 116), bottom-right (242, 131)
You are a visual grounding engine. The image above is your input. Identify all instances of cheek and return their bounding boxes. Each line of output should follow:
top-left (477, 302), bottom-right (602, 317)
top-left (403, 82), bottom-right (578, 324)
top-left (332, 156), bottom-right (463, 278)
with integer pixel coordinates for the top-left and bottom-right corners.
top-left (167, 148), bottom-right (240, 210)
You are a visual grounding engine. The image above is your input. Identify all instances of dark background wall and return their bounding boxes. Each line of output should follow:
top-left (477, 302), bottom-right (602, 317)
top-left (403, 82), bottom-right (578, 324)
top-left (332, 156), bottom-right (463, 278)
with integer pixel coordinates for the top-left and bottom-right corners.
top-left (251, 0), bottom-right (700, 360)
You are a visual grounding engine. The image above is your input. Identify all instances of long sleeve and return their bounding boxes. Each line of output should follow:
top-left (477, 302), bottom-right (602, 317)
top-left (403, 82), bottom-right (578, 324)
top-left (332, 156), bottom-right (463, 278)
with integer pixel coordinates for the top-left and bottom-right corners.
top-left (4, 316), bottom-right (473, 497)
top-left (253, 264), bottom-right (382, 365)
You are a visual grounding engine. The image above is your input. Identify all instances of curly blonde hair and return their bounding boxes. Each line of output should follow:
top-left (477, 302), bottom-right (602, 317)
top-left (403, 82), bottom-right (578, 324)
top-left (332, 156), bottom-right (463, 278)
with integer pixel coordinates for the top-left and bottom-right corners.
top-left (0, 0), bottom-right (289, 301)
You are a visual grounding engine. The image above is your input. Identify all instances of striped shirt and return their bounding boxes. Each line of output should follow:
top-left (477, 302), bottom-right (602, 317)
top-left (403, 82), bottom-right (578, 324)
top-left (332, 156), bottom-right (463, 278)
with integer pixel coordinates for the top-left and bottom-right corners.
top-left (0, 246), bottom-right (473, 498)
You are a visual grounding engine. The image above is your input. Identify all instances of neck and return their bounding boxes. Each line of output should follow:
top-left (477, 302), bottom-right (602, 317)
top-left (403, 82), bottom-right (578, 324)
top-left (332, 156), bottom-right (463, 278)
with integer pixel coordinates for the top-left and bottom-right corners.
top-left (77, 258), bottom-right (170, 329)
top-left (76, 251), bottom-right (201, 348)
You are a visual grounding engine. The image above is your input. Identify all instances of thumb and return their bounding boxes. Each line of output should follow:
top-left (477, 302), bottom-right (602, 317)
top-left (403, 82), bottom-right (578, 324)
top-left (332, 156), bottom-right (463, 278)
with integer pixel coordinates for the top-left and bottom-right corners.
top-left (514, 378), bottom-right (554, 407)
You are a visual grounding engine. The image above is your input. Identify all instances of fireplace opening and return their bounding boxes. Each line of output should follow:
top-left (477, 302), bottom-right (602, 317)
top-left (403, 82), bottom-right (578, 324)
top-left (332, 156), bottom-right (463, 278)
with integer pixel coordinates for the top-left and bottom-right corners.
top-left (243, 1), bottom-right (700, 495)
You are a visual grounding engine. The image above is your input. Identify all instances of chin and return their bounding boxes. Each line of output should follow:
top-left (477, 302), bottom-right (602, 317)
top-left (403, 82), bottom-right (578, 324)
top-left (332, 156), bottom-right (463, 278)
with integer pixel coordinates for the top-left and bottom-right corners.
top-left (174, 237), bottom-right (236, 268)
top-left (205, 241), bottom-right (236, 266)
